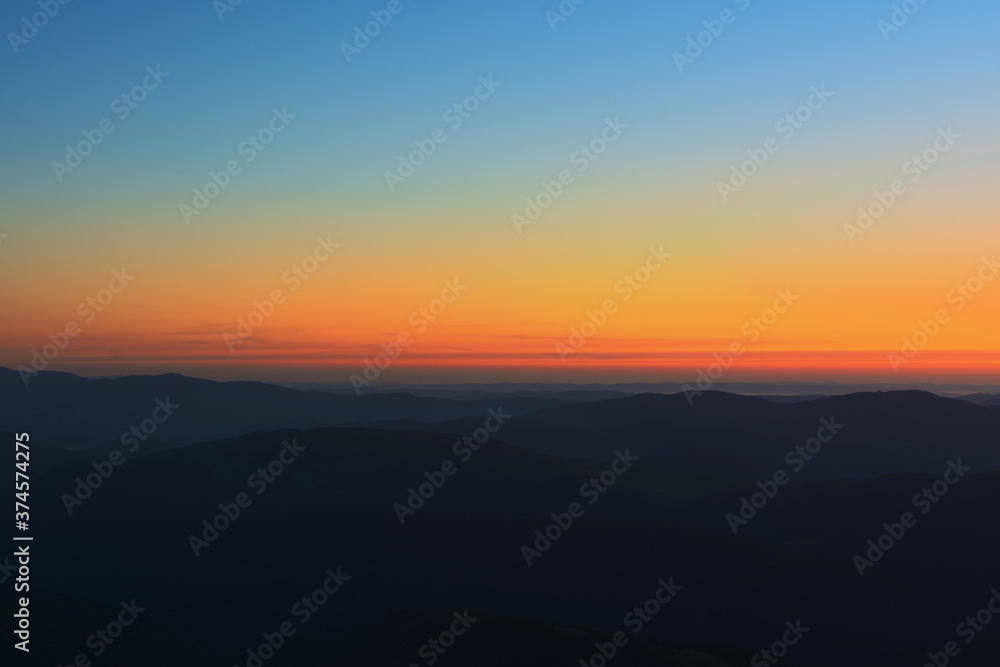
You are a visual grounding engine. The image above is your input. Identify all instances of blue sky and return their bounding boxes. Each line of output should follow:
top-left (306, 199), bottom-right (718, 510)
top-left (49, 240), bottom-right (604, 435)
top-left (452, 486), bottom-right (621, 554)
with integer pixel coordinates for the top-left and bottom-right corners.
top-left (2, 0), bottom-right (996, 213)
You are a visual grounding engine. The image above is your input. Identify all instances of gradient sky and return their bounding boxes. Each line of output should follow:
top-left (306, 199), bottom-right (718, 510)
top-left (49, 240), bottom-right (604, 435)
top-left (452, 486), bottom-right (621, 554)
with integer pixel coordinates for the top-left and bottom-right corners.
top-left (1, 0), bottom-right (998, 384)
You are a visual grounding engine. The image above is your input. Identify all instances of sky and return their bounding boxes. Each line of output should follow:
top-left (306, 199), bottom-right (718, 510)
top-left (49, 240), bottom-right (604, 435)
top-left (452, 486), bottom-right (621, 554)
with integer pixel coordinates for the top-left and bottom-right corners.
top-left (1, 0), bottom-right (998, 385)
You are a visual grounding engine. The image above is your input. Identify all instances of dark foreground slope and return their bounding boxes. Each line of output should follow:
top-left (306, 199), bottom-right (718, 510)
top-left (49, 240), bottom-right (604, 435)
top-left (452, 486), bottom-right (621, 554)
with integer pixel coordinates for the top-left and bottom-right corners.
top-left (17, 425), bottom-right (1000, 666)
